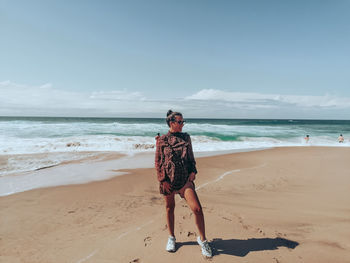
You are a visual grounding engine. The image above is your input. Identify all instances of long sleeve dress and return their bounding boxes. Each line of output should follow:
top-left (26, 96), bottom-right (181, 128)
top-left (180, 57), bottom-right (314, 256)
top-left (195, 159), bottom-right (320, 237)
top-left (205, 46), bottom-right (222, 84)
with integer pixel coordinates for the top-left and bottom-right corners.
top-left (155, 131), bottom-right (197, 195)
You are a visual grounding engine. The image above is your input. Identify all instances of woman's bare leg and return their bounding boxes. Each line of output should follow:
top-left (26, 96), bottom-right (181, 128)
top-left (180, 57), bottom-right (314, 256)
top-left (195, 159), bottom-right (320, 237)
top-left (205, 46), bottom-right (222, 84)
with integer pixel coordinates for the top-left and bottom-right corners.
top-left (164, 193), bottom-right (175, 237)
top-left (183, 188), bottom-right (206, 241)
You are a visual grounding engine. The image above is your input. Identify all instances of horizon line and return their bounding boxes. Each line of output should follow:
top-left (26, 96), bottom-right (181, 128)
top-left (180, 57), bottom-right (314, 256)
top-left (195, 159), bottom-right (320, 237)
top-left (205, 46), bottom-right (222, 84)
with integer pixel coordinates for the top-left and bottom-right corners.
top-left (1, 115), bottom-right (350, 121)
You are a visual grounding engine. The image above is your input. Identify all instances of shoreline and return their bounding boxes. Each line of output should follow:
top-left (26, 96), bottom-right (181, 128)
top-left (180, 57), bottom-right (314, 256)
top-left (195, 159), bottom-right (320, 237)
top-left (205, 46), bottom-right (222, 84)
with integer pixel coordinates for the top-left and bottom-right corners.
top-left (0, 147), bottom-right (271, 196)
top-left (1, 147), bottom-right (349, 262)
top-left (1, 145), bottom-right (349, 197)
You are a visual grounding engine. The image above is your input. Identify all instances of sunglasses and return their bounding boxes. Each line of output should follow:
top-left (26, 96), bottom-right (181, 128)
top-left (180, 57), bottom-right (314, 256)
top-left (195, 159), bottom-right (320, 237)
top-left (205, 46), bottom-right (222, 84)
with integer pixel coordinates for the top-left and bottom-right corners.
top-left (172, 120), bottom-right (186, 125)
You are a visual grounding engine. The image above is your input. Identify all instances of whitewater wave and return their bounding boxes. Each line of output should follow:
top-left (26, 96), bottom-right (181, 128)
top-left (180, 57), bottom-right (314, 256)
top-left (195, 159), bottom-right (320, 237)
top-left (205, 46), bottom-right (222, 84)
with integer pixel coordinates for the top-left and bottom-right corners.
top-left (1, 134), bottom-right (349, 177)
top-left (1, 117), bottom-right (349, 176)
top-left (1, 133), bottom-right (349, 156)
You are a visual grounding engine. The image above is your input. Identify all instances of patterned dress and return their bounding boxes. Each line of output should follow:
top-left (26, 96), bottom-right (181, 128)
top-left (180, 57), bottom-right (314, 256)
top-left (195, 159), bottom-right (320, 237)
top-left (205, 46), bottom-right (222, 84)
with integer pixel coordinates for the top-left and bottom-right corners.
top-left (155, 131), bottom-right (197, 195)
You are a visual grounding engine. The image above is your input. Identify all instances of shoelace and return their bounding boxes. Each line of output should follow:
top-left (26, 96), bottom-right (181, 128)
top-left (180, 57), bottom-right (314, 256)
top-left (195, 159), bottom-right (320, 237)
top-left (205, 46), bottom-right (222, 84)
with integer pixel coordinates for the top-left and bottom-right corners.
top-left (202, 241), bottom-right (211, 251)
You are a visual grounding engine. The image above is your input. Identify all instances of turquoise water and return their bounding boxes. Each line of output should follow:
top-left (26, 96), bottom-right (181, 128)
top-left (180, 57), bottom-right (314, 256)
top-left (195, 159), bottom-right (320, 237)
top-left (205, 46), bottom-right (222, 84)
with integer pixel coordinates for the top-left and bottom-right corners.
top-left (1, 116), bottom-right (350, 140)
top-left (1, 116), bottom-right (349, 176)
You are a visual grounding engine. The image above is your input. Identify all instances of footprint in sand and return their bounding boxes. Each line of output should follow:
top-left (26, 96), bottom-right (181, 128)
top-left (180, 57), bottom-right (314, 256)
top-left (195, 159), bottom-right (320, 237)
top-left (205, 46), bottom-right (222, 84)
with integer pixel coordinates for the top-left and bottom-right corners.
top-left (237, 216), bottom-right (251, 230)
top-left (182, 212), bottom-right (193, 220)
top-left (275, 231), bottom-right (287, 237)
top-left (257, 227), bottom-right (266, 236)
top-left (149, 196), bottom-right (162, 205)
top-left (144, 236), bottom-right (152, 247)
top-left (129, 259), bottom-right (140, 263)
top-left (187, 231), bottom-right (197, 237)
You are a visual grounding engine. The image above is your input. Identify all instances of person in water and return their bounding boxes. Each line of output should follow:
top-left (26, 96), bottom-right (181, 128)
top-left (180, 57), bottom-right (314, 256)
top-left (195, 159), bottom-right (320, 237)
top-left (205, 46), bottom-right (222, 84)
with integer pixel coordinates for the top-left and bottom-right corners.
top-left (338, 134), bottom-right (344, 143)
top-left (155, 110), bottom-right (212, 258)
top-left (304, 134), bottom-right (310, 143)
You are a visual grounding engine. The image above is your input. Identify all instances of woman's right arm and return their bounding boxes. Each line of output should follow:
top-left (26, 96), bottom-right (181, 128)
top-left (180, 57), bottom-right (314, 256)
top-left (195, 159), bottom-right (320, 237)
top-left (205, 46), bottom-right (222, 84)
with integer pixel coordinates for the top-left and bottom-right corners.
top-left (155, 137), bottom-right (166, 182)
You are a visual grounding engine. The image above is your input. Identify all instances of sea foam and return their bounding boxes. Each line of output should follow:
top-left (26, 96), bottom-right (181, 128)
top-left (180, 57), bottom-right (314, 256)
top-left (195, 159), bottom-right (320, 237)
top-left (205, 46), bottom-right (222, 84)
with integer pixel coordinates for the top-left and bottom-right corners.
top-left (1, 117), bottom-right (349, 177)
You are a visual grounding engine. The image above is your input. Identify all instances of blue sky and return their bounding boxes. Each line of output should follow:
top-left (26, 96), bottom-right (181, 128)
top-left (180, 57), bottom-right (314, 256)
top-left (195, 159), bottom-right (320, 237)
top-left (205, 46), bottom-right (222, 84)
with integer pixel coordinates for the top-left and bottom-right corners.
top-left (1, 0), bottom-right (350, 118)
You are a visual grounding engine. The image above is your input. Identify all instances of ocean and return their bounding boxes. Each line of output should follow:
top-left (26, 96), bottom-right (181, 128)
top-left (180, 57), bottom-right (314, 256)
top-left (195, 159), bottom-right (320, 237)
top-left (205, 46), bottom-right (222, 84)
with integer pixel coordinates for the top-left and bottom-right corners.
top-left (1, 116), bottom-right (350, 177)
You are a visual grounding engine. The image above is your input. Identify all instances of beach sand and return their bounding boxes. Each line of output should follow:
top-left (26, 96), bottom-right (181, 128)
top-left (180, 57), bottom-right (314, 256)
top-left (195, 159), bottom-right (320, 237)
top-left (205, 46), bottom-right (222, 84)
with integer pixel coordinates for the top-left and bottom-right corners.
top-left (1, 147), bottom-right (350, 263)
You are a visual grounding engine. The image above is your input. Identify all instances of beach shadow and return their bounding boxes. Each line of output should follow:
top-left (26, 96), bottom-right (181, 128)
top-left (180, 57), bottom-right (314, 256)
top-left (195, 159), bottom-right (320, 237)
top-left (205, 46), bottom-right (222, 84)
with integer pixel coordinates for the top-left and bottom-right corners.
top-left (211, 237), bottom-right (299, 257)
top-left (176, 237), bottom-right (299, 257)
top-left (176, 241), bottom-right (197, 251)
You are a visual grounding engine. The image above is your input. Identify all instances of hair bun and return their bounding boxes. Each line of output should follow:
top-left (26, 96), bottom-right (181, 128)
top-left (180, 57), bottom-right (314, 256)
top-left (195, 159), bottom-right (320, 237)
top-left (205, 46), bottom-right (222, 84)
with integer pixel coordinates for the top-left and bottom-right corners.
top-left (166, 110), bottom-right (173, 117)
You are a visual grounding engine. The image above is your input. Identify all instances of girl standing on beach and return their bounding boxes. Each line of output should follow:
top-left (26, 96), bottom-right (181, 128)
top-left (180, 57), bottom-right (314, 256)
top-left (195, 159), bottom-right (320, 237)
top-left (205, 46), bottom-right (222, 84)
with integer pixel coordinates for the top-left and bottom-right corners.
top-left (155, 110), bottom-right (212, 258)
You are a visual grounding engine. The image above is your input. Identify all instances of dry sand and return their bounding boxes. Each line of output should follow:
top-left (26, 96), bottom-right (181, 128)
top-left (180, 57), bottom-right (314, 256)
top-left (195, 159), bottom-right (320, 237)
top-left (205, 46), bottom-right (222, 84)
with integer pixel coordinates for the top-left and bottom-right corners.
top-left (1, 147), bottom-right (350, 263)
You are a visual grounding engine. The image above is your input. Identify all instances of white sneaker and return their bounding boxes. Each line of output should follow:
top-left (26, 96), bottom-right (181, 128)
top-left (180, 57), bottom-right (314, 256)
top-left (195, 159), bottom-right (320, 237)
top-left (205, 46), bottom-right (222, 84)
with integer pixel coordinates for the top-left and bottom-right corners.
top-left (197, 236), bottom-right (212, 258)
top-left (166, 236), bottom-right (176, 252)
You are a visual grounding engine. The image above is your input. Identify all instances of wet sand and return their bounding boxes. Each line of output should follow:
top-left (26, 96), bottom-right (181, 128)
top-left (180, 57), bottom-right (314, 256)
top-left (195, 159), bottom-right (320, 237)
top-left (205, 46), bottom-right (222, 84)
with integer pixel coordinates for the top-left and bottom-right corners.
top-left (1, 147), bottom-right (350, 263)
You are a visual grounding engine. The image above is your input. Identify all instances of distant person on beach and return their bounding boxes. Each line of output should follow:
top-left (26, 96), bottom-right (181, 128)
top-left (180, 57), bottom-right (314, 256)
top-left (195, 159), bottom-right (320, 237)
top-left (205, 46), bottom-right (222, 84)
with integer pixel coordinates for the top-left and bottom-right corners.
top-left (304, 135), bottom-right (310, 143)
top-left (338, 134), bottom-right (344, 143)
top-left (155, 110), bottom-right (212, 258)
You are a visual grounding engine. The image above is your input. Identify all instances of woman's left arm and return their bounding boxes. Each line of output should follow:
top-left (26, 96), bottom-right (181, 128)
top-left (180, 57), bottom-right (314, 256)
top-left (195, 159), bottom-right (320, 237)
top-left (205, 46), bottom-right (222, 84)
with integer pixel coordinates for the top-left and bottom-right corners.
top-left (187, 135), bottom-right (198, 176)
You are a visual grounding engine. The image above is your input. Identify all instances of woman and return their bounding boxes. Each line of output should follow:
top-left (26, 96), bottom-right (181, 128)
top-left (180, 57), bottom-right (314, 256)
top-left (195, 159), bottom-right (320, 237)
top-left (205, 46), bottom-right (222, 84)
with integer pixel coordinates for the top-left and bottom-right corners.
top-left (155, 110), bottom-right (212, 258)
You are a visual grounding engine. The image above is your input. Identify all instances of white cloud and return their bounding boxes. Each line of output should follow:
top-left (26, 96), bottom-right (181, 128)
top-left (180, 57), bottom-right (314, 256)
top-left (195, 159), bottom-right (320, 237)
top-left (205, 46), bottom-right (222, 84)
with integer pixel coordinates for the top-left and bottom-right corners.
top-left (1, 82), bottom-right (350, 119)
top-left (0, 81), bottom-right (184, 117)
top-left (0, 81), bottom-right (149, 116)
top-left (186, 89), bottom-right (271, 102)
top-left (90, 90), bottom-right (145, 101)
top-left (186, 89), bottom-right (350, 109)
